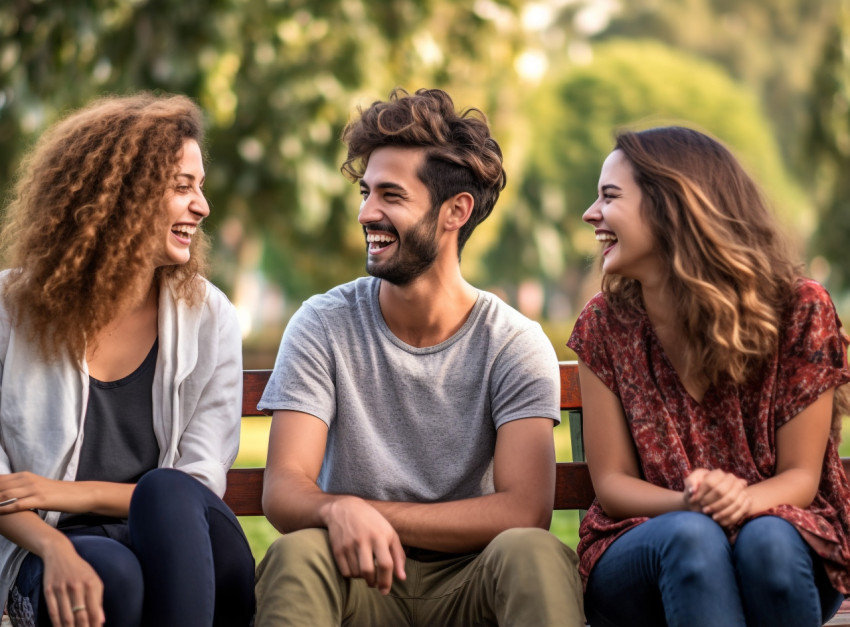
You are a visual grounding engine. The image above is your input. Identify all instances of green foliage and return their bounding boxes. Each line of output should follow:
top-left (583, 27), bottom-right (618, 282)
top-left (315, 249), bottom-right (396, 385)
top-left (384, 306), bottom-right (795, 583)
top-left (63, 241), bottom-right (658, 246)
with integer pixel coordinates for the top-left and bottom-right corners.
top-left (805, 2), bottom-right (850, 292)
top-left (484, 39), bottom-right (809, 306)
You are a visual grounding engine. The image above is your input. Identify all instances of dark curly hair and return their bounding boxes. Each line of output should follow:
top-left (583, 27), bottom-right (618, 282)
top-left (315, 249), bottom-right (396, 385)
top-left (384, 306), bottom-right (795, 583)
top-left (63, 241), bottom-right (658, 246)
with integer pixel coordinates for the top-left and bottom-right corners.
top-left (1, 92), bottom-right (209, 361)
top-left (341, 88), bottom-right (506, 256)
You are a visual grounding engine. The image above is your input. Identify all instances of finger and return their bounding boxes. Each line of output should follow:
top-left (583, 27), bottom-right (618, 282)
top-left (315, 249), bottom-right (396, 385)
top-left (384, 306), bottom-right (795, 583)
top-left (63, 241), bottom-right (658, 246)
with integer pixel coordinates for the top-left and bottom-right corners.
top-left (72, 598), bottom-right (90, 627)
top-left (85, 579), bottom-right (105, 626)
top-left (56, 586), bottom-right (76, 627)
top-left (373, 543), bottom-right (394, 595)
top-left (696, 472), bottom-right (734, 507)
top-left (715, 496), bottom-right (751, 528)
top-left (331, 545), bottom-right (352, 578)
top-left (390, 539), bottom-right (407, 582)
top-left (43, 588), bottom-right (63, 627)
top-left (690, 470), bottom-right (721, 503)
top-left (357, 544), bottom-right (376, 587)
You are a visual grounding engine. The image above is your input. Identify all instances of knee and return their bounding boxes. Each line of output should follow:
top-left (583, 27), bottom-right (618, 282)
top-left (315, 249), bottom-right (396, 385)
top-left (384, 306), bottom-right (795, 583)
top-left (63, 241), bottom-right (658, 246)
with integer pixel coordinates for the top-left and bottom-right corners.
top-left (258, 529), bottom-right (335, 581)
top-left (485, 528), bottom-right (580, 581)
top-left (735, 517), bottom-right (808, 590)
top-left (131, 468), bottom-right (203, 517)
top-left (655, 512), bottom-right (730, 572)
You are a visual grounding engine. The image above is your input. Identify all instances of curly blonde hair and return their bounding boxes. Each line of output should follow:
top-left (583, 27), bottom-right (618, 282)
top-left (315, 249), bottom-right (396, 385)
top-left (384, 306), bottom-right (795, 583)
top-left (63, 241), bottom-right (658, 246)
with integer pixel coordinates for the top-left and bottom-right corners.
top-left (604, 127), bottom-right (800, 385)
top-left (1, 93), bottom-right (209, 361)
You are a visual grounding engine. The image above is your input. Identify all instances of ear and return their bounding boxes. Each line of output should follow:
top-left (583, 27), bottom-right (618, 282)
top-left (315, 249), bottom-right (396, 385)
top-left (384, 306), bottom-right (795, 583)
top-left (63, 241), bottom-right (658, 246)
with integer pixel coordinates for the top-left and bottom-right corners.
top-left (443, 192), bottom-right (474, 232)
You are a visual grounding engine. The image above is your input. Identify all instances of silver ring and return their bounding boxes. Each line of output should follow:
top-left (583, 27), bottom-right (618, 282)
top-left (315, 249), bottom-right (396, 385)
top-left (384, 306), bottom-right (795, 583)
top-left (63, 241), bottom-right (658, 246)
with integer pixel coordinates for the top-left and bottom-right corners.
top-left (72, 605), bottom-right (86, 612)
top-left (0, 497), bottom-right (17, 507)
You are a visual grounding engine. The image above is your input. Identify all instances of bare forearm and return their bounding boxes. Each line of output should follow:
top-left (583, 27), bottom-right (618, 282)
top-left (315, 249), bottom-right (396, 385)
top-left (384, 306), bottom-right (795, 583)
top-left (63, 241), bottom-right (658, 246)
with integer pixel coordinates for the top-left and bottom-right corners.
top-left (0, 473), bottom-right (134, 518)
top-left (370, 491), bottom-right (552, 553)
top-left (594, 474), bottom-right (689, 520)
top-left (0, 510), bottom-right (72, 557)
top-left (262, 468), bottom-right (340, 533)
top-left (745, 469), bottom-right (820, 513)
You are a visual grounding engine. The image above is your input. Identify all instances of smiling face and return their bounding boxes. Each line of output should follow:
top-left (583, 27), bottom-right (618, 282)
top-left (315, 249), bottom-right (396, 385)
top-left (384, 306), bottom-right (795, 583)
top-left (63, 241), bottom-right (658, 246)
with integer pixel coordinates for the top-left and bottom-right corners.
top-left (358, 147), bottom-right (440, 286)
top-left (583, 149), bottom-right (662, 283)
top-left (154, 139), bottom-right (209, 268)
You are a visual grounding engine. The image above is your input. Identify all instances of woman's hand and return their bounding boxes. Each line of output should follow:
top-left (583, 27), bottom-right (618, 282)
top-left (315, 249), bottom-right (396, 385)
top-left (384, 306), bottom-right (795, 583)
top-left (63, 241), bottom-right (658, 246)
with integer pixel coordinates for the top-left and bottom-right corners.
top-left (41, 536), bottom-right (104, 627)
top-left (684, 468), bottom-right (751, 528)
top-left (0, 472), bottom-right (73, 514)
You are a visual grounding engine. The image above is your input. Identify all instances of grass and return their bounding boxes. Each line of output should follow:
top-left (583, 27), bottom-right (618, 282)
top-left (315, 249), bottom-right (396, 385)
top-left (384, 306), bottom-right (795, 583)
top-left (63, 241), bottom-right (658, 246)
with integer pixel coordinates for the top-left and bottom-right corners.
top-left (236, 414), bottom-right (850, 562)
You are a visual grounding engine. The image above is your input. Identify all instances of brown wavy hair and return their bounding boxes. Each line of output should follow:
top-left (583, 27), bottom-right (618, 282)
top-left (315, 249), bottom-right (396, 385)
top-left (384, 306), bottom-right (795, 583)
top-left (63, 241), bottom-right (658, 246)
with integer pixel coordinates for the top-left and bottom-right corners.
top-left (0, 93), bottom-right (209, 361)
top-left (341, 88), bottom-right (506, 256)
top-left (604, 126), bottom-right (800, 386)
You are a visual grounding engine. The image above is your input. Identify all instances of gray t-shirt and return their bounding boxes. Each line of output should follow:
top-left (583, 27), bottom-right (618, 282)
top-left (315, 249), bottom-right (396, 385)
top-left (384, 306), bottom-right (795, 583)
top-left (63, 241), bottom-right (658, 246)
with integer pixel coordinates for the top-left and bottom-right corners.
top-left (259, 277), bottom-right (560, 503)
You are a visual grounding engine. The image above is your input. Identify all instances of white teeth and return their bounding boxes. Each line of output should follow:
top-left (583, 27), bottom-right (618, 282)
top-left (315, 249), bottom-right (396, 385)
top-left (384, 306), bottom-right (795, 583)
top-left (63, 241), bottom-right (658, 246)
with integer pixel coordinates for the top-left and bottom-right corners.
top-left (173, 225), bottom-right (197, 237)
top-left (366, 234), bottom-right (396, 243)
top-left (595, 232), bottom-right (617, 242)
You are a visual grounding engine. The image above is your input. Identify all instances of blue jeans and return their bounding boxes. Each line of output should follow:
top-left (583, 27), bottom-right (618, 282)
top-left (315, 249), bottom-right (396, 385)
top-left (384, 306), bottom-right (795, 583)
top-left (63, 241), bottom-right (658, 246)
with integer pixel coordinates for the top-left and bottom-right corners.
top-left (8, 469), bottom-right (255, 627)
top-left (584, 512), bottom-right (844, 627)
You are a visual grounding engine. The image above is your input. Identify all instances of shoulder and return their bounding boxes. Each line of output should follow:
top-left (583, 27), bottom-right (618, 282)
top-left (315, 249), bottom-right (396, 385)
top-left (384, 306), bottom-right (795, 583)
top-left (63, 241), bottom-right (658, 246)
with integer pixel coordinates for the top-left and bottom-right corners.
top-left (476, 290), bottom-right (539, 333)
top-left (792, 279), bottom-right (833, 309)
top-left (784, 279), bottom-right (839, 330)
top-left (474, 291), bottom-right (557, 361)
top-left (302, 277), bottom-right (374, 314)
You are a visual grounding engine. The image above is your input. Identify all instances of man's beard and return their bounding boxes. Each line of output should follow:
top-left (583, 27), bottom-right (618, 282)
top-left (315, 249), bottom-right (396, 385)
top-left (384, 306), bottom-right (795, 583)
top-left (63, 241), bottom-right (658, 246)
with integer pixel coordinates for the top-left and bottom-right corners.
top-left (365, 210), bottom-right (439, 286)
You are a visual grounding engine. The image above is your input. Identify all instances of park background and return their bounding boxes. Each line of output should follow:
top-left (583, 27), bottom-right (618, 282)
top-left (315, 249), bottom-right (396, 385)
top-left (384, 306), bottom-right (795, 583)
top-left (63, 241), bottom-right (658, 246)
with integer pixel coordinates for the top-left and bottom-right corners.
top-left (3, 0), bottom-right (850, 557)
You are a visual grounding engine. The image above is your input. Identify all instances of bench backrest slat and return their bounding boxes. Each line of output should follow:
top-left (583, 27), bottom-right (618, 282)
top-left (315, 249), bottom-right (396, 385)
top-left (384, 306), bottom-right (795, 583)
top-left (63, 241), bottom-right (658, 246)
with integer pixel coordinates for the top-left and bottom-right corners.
top-left (226, 362), bottom-right (850, 515)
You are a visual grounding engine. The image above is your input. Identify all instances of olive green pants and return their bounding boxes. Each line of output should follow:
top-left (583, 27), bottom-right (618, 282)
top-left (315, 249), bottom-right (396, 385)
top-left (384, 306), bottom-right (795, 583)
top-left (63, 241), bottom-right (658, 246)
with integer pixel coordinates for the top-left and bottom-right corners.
top-left (255, 527), bottom-right (584, 626)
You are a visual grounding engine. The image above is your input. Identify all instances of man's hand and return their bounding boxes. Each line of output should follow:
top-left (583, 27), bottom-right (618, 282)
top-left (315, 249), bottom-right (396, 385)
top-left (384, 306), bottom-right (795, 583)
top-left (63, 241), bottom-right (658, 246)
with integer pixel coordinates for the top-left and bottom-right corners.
top-left (320, 496), bottom-right (406, 595)
top-left (41, 537), bottom-right (105, 627)
top-left (684, 468), bottom-right (751, 528)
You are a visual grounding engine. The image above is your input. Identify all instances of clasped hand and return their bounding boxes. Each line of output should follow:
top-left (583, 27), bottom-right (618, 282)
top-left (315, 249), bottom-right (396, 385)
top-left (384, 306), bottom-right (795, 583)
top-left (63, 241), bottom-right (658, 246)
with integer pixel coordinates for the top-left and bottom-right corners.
top-left (322, 496), bottom-right (407, 595)
top-left (684, 468), bottom-right (751, 528)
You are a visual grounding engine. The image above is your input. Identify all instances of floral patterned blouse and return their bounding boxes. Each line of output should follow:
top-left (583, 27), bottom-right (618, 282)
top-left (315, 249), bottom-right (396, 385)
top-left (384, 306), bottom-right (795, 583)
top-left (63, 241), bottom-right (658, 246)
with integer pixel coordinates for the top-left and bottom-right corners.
top-left (567, 280), bottom-right (850, 593)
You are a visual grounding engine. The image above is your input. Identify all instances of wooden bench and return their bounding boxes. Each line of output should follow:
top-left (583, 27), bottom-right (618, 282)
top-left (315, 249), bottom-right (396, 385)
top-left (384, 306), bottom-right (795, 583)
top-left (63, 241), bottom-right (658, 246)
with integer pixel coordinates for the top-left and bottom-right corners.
top-left (224, 362), bottom-right (850, 624)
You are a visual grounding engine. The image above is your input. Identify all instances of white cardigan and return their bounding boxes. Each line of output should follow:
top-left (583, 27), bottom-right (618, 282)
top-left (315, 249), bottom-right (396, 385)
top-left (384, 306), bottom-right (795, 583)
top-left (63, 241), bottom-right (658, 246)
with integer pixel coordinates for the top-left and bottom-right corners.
top-left (0, 273), bottom-right (243, 602)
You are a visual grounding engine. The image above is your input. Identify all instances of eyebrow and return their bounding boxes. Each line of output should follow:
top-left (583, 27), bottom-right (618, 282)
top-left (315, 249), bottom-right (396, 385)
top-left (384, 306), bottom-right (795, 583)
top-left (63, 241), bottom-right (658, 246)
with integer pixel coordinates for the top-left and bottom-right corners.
top-left (176, 172), bottom-right (205, 184)
top-left (601, 184), bottom-right (623, 192)
top-left (359, 181), bottom-right (407, 193)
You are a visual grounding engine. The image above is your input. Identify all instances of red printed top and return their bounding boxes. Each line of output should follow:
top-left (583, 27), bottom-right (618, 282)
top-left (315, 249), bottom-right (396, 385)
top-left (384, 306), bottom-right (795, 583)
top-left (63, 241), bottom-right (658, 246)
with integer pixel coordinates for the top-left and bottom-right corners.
top-left (567, 280), bottom-right (850, 592)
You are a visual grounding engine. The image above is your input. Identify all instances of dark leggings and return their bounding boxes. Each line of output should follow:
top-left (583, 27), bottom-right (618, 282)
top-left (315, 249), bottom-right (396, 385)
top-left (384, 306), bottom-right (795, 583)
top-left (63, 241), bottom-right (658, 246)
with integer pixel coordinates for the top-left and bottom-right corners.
top-left (9, 469), bottom-right (255, 627)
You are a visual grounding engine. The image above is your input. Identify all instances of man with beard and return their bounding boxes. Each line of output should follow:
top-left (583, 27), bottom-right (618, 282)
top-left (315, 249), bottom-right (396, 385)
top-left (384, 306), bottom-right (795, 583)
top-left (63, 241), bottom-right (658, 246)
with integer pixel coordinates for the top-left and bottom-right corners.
top-left (254, 88), bottom-right (584, 626)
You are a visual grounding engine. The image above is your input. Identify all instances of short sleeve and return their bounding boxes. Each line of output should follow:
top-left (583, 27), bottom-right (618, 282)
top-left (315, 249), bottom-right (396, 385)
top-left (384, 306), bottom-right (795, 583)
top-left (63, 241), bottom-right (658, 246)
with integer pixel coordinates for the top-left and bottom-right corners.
top-left (490, 324), bottom-right (561, 429)
top-left (257, 303), bottom-right (337, 425)
top-left (567, 293), bottom-right (619, 396)
top-left (774, 280), bottom-right (850, 428)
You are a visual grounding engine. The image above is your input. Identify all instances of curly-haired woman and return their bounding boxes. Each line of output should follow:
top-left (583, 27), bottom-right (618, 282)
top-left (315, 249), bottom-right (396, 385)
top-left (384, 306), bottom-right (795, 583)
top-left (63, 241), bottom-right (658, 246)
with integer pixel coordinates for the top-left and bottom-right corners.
top-left (0, 94), bottom-right (255, 627)
top-left (568, 126), bottom-right (850, 627)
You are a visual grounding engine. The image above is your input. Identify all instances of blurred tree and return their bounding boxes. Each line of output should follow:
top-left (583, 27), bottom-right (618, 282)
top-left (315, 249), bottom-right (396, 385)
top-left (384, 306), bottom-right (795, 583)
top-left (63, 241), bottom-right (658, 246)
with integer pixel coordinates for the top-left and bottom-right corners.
top-left (0, 0), bottom-right (535, 304)
top-left (805, 0), bottom-right (850, 293)
top-left (484, 39), bottom-right (808, 314)
top-left (589, 0), bottom-right (839, 174)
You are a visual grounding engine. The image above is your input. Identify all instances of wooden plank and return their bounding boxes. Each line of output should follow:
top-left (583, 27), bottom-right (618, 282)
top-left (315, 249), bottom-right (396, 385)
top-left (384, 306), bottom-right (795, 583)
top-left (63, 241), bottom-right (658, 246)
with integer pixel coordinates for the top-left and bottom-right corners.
top-left (559, 361), bottom-right (582, 410)
top-left (226, 462), bottom-right (595, 515)
top-left (242, 370), bottom-right (271, 417)
top-left (224, 467), bottom-right (264, 516)
top-left (243, 364), bottom-right (582, 415)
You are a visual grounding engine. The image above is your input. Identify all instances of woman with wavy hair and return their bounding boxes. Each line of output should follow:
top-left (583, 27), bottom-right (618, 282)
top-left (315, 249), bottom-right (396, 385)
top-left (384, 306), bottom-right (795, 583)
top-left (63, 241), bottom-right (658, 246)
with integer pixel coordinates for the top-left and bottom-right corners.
top-left (0, 94), bottom-right (255, 626)
top-left (568, 126), bottom-right (850, 626)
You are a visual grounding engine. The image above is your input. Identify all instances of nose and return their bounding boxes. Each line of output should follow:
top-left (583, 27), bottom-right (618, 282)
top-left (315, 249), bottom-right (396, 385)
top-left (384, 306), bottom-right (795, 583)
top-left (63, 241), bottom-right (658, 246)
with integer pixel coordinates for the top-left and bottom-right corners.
top-left (192, 192), bottom-right (210, 218)
top-left (358, 194), bottom-right (381, 226)
top-left (583, 197), bottom-right (602, 225)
